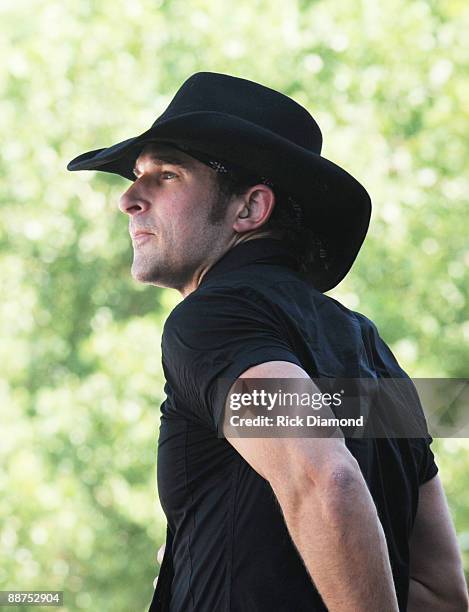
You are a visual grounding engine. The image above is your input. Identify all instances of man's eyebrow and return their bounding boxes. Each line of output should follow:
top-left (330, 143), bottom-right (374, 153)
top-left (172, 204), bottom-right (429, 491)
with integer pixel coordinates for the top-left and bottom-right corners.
top-left (133, 151), bottom-right (193, 174)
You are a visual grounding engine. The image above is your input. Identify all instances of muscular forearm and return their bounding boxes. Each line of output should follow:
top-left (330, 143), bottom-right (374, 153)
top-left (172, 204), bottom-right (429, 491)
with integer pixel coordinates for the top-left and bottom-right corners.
top-left (273, 466), bottom-right (399, 612)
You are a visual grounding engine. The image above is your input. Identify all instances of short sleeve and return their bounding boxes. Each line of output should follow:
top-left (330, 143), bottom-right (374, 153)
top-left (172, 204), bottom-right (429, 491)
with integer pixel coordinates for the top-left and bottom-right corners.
top-left (419, 435), bottom-right (439, 484)
top-left (161, 286), bottom-right (303, 431)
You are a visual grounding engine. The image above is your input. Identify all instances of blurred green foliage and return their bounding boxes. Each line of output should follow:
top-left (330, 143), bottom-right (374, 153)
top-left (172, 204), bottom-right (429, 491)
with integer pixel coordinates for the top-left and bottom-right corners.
top-left (1, 0), bottom-right (467, 609)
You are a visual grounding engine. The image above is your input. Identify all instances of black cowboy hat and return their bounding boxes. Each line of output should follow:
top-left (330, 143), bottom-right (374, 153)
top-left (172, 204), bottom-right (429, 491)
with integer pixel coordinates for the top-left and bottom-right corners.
top-left (67, 71), bottom-right (371, 292)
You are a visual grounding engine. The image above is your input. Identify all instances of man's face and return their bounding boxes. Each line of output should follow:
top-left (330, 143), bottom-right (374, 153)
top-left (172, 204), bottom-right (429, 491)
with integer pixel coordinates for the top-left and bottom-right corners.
top-left (118, 143), bottom-right (232, 294)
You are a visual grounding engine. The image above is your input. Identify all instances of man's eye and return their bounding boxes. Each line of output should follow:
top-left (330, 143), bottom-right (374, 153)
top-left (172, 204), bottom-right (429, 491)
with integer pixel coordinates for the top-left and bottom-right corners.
top-left (132, 170), bottom-right (177, 180)
top-left (161, 171), bottom-right (177, 179)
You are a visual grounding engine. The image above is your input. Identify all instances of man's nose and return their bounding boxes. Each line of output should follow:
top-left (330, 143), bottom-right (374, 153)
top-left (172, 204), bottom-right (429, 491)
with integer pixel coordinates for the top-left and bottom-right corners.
top-left (118, 183), bottom-right (150, 216)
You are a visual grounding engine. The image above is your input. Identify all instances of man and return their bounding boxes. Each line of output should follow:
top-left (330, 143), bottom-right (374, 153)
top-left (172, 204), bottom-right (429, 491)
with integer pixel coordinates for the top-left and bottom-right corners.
top-left (67, 72), bottom-right (468, 611)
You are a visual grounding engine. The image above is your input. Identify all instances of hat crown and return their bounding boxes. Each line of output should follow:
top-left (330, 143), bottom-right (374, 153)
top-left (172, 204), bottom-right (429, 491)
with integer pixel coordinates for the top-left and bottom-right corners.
top-left (154, 72), bottom-right (323, 154)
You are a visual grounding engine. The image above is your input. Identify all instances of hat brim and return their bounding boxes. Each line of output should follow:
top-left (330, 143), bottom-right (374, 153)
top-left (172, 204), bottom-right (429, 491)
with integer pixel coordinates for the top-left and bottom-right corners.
top-left (67, 112), bottom-right (371, 292)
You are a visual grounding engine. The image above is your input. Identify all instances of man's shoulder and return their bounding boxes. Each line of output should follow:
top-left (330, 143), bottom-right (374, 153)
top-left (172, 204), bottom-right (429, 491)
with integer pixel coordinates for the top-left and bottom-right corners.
top-left (163, 270), bottom-right (385, 349)
top-left (165, 277), bottom-right (379, 334)
top-left (348, 308), bottom-right (379, 333)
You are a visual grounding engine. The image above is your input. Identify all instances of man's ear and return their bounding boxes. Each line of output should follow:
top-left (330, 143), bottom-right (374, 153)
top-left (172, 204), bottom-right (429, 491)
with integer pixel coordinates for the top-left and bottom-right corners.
top-left (233, 184), bottom-right (275, 232)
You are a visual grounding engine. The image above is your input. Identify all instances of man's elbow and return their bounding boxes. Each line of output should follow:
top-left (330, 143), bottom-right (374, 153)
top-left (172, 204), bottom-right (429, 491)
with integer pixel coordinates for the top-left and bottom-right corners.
top-left (316, 459), bottom-right (371, 521)
top-left (271, 452), bottom-right (364, 517)
top-left (321, 459), bottom-right (362, 491)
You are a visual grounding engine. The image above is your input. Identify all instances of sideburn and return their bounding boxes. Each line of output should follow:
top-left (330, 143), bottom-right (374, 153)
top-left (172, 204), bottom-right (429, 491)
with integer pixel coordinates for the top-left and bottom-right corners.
top-left (207, 184), bottom-right (233, 225)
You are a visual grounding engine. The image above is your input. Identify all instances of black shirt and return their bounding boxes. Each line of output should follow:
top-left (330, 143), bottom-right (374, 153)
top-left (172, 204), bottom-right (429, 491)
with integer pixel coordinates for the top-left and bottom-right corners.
top-left (154, 237), bottom-right (438, 612)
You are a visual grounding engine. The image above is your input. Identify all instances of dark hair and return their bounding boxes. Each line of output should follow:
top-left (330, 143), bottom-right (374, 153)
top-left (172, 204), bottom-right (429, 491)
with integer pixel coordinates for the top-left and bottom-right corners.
top-left (213, 170), bottom-right (331, 277)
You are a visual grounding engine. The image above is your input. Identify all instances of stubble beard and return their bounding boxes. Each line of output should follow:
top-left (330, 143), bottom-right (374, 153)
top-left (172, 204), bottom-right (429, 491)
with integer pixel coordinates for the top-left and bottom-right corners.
top-left (131, 187), bottom-right (231, 289)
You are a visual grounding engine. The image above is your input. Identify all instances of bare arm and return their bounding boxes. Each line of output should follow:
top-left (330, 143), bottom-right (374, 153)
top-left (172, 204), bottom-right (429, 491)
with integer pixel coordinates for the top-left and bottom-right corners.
top-left (408, 473), bottom-right (468, 612)
top-left (225, 361), bottom-right (399, 612)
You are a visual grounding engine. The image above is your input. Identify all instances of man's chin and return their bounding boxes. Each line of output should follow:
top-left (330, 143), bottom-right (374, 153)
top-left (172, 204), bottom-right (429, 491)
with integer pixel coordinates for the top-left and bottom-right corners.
top-left (131, 263), bottom-right (174, 288)
top-left (130, 264), bottom-right (157, 284)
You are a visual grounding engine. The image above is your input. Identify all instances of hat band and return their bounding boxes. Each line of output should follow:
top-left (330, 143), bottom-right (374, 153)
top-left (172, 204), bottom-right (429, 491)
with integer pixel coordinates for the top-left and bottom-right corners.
top-left (171, 143), bottom-right (305, 230)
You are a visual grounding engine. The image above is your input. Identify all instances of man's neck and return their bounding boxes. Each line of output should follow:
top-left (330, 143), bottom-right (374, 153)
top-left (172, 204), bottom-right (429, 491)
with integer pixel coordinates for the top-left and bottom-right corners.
top-left (178, 231), bottom-right (280, 298)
